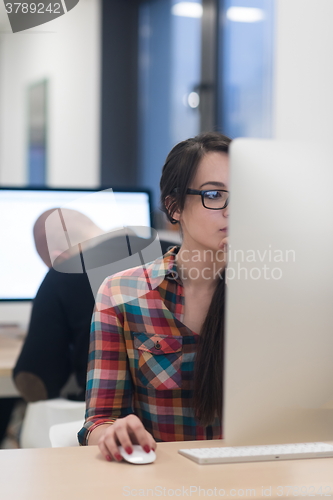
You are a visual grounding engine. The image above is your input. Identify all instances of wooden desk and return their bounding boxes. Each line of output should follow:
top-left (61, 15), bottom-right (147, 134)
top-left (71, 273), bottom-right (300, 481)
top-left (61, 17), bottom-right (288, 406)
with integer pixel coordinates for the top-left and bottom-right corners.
top-left (0, 327), bottom-right (25, 396)
top-left (0, 440), bottom-right (333, 500)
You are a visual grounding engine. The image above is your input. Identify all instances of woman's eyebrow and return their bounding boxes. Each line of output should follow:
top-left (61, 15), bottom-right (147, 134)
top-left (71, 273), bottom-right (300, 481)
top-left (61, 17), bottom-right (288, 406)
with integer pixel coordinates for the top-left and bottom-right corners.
top-left (199, 181), bottom-right (226, 188)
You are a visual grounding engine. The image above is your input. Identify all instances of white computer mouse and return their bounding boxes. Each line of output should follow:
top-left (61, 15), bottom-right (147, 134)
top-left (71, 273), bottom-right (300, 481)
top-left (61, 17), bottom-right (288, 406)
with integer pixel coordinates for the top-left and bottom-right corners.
top-left (118, 445), bottom-right (156, 464)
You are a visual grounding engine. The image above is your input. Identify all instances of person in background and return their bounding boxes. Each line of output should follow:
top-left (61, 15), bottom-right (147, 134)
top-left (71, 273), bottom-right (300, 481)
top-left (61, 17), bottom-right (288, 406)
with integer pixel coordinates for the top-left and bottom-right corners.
top-left (0, 397), bottom-right (20, 447)
top-left (13, 208), bottom-right (173, 402)
top-left (79, 132), bottom-right (230, 461)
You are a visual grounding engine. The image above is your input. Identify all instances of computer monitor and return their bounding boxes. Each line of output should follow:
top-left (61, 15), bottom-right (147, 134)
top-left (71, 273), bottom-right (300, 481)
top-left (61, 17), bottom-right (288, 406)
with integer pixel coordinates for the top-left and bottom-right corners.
top-left (223, 139), bottom-right (333, 445)
top-left (0, 187), bottom-right (152, 301)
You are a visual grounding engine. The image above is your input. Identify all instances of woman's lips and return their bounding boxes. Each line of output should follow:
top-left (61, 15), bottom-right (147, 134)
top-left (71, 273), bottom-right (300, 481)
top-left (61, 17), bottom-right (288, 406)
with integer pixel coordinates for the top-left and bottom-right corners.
top-left (220, 228), bottom-right (228, 232)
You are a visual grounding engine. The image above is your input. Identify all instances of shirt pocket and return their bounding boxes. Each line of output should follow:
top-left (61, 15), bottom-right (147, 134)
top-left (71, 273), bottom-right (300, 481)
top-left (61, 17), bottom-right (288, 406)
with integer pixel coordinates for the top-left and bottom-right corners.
top-left (132, 332), bottom-right (183, 390)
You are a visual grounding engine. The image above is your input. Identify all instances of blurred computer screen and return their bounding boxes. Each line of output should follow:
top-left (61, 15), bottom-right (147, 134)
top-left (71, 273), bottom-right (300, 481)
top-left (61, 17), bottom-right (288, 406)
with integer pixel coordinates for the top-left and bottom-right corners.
top-left (0, 187), bottom-right (152, 300)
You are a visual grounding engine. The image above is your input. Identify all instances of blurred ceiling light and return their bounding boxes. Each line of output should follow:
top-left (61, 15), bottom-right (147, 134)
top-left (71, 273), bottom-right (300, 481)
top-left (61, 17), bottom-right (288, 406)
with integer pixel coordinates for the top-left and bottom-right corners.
top-left (172, 2), bottom-right (203, 19)
top-left (226, 7), bottom-right (265, 23)
top-left (188, 92), bottom-right (200, 109)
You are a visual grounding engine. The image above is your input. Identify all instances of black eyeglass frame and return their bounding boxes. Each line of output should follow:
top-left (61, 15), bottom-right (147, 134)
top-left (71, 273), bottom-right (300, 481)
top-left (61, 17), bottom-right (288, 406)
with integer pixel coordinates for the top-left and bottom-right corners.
top-left (173, 187), bottom-right (229, 210)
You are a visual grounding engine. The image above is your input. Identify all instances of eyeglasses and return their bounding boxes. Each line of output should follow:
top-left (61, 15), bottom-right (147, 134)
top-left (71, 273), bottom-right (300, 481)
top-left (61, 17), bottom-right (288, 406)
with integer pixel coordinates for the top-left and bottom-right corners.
top-left (173, 188), bottom-right (229, 210)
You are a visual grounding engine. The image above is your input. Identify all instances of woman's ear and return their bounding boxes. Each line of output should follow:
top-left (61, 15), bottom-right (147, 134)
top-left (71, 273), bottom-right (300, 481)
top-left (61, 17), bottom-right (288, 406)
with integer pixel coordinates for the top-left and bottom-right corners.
top-left (165, 195), bottom-right (180, 224)
top-left (171, 209), bottom-right (181, 223)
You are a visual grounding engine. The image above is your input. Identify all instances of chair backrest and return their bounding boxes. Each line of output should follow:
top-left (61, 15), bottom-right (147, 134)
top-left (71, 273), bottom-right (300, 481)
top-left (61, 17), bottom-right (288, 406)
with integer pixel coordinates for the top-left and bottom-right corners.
top-left (49, 419), bottom-right (84, 447)
top-left (20, 398), bottom-right (85, 448)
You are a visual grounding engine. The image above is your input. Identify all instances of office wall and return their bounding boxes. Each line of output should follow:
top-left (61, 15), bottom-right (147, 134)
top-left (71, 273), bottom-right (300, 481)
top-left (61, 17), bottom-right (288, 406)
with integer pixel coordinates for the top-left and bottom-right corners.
top-left (273, 0), bottom-right (333, 141)
top-left (0, 0), bottom-right (101, 325)
top-left (0, 0), bottom-right (101, 187)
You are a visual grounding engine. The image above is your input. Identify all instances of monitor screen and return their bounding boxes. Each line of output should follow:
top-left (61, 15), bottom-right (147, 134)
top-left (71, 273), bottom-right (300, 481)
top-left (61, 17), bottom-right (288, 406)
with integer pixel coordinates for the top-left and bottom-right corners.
top-left (0, 187), bottom-right (152, 300)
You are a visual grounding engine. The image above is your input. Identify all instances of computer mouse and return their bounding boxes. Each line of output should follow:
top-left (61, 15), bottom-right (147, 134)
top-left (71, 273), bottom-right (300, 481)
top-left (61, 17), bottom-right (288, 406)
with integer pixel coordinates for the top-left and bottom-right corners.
top-left (118, 445), bottom-right (156, 464)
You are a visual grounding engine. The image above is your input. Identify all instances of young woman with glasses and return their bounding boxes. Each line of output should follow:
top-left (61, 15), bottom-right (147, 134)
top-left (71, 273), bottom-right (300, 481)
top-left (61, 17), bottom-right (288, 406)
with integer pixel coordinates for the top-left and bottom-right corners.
top-left (78, 132), bottom-right (231, 461)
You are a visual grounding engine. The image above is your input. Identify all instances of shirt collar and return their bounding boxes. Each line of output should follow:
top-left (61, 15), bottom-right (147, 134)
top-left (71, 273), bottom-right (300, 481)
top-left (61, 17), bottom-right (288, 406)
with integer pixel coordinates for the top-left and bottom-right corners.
top-left (164, 245), bottom-right (182, 283)
top-left (148, 245), bottom-right (182, 285)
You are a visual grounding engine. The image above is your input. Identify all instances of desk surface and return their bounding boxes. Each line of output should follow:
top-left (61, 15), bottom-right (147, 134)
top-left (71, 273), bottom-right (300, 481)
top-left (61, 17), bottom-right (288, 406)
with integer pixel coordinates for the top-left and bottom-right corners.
top-left (0, 327), bottom-right (25, 396)
top-left (0, 328), bottom-right (24, 377)
top-left (0, 440), bottom-right (333, 500)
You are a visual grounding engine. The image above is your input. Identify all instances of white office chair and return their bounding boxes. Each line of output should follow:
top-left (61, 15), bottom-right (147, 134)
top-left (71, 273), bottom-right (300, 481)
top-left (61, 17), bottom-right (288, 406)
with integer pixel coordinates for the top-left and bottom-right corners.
top-left (49, 419), bottom-right (83, 447)
top-left (20, 398), bottom-right (86, 448)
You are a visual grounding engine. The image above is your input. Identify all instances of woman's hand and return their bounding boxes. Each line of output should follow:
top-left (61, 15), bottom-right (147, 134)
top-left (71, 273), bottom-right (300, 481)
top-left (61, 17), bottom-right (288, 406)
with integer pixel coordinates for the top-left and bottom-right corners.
top-left (97, 414), bottom-right (157, 462)
top-left (218, 236), bottom-right (228, 266)
top-left (219, 235), bottom-right (228, 251)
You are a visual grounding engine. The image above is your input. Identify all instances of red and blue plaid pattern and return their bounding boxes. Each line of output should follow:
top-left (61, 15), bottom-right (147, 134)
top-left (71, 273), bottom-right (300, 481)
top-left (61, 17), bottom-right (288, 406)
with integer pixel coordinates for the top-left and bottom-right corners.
top-left (78, 245), bottom-right (222, 445)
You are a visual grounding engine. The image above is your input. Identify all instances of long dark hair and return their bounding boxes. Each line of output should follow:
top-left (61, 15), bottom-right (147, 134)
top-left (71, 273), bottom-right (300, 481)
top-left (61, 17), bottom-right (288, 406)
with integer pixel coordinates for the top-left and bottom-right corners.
top-left (160, 131), bottom-right (231, 426)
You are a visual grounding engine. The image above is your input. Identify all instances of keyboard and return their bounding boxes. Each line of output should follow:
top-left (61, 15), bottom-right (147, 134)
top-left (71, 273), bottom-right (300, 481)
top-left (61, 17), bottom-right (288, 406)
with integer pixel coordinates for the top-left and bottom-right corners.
top-left (178, 442), bottom-right (333, 465)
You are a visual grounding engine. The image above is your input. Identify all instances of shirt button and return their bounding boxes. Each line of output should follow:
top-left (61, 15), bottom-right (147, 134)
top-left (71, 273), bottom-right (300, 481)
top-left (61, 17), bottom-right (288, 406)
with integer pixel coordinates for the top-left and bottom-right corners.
top-left (155, 341), bottom-right (161, 350)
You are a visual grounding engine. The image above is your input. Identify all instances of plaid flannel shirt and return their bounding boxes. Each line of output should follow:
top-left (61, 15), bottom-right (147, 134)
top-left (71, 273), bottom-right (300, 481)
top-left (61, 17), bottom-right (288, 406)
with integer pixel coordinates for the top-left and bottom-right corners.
top-left (78, 245), bottom-right (222, 445)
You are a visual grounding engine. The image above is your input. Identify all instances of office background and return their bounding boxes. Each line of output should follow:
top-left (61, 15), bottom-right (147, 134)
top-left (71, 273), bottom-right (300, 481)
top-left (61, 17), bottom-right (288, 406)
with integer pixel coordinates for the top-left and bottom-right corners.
top-left (1, 0), bottom-right (332, 200)
top-left (0, 0), bottom-right (333, 453)
top-left (1, 0), bottom-right (333, 326)
top-left (0, 0), bottom-right (332, 342)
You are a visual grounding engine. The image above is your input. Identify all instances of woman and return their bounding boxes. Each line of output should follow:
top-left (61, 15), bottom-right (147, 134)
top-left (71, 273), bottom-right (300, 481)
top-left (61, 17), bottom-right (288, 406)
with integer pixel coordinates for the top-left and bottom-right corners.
top-left (78, 132), bottom-right (231, 462)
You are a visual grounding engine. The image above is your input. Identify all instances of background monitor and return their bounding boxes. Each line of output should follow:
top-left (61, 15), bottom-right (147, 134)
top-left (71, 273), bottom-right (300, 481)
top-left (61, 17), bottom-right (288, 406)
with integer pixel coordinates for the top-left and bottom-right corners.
top-left (224, 139), bottom-right (333, 446)
top-left (0, 187), bottom-right (152, 301)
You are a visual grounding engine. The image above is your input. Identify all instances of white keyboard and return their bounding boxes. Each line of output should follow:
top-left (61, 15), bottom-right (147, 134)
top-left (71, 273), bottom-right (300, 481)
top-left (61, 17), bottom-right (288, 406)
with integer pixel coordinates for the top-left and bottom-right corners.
top-left (178, 442), bottom-right (333, 465)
